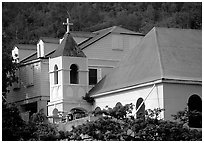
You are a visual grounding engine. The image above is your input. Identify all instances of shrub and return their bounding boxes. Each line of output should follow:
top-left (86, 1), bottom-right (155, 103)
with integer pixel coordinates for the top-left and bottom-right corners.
top-left (65, 104), bottom-right (202, 141)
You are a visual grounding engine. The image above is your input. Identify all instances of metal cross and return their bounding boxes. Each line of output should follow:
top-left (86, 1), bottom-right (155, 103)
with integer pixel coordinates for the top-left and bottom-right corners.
top-left (63, 18), bottom-right (73, 33)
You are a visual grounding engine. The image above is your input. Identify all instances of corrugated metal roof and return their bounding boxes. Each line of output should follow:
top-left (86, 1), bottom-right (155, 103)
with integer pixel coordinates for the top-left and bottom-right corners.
top-left (20, 52), bottom-right (37, 63)
top-left (79, 26), bottom-right (144, 50)
top-left (70, 31), bottom-right (96, 38)
top-left (15, 44), bottom-right (36, 50)
top-left (89, 27), bottom-right (202, 96)
top-left (50, 33), bottom-right (86, 58)
top-left (40, 37), bottom-right (59, 44)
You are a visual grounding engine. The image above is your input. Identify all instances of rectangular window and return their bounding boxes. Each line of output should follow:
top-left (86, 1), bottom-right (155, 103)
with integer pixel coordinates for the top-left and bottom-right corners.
top-left (89, 69), bottom-right (97, 85)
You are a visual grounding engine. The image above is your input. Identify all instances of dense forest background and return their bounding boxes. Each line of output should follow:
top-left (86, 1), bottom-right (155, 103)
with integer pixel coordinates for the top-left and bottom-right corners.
top-left (3, 2), bottom-right (202, 46)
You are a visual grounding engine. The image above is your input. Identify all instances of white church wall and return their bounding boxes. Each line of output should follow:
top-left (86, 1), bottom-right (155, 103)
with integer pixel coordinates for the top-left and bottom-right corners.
top-left (94, 83), bottom-right (164, 118)
top-left (49, 56), bottom-right (63, 85)
top-left (163, 83), bottom-right (202, 120)
top-left (37, 40), bottom-right (44, 57)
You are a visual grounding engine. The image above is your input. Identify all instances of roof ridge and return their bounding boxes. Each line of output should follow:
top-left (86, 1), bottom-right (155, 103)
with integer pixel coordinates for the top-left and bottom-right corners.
top-left (153, 27), bottom-right (201, 31)
top-left (109, 26), bottom-right (117, 33)
top-left (93, 26), bottom-right (114, 33)
top-left (153, 27), bottom-right (164, 79)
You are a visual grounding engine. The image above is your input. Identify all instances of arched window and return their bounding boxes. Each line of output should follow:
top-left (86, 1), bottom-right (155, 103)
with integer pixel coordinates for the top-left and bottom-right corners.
top-left (54, 65), bottom-right (58, 84)
top-left (95, 107), bottom-right (101, 112)
top-left (94, 107), bottom-right (102, 116)
top-left (115, 102), bottom-right (122, 108)
top-left (70, 64), bottom-right (79, 84)
top-left (70, 107), bottom-right (87, 119)
top-left (188, 94), bottom-right (202, 128)
top-left (136, 98), bottom-right (145, 119)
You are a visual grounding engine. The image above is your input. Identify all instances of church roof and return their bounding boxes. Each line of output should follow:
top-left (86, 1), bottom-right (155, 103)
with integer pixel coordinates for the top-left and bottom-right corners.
top-left (50, 33), bottom-right (86, 58)
top-left (20, 52), bottom-right (37, 63)
top-left (79, 26), bottom-right (144, 50)
top-left (15, 44), bottom-right (36, 50)
top-left (39, 37), bottom-right (59, 44)
top-left (70, 31), bottom-right (96, 38)
top-left (89, 27), bottom-right (202, 96)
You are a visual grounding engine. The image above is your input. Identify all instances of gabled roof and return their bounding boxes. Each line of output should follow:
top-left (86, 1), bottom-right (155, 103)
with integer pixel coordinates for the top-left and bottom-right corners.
top-left (39, 37), bottom-right (59, 44)
top-left (89, 27), bottom-right (202, 96)
top-left (50, 33), bottom-right (86, 58)
top-left (79, 26), bottom-right (144, 50)
top-left (15, 44), bottom-right (36, 50)
top-left (20, 52), bottom-right (37, 63)
top-left (70, 31), bottom-right (96, 38)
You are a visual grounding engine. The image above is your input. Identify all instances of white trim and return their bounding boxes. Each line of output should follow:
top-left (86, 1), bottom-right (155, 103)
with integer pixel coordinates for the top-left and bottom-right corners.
top-left (92, 79), bottom-right (201, 98)
top-left (88, 58), bottom-right (120, 62)
top-left (49, 68), bottom-right (70, 73)
top-left (63, 83), bottom-right (87, 87)
top-left (89, 65), bottom-right (115, 68)
top-left (47, 99), bottom-right (80, 106)
top-left (92, 80), bottom-right (162, 98)
top-left (49, 68), bottom-right (89, 73)
top-left (20, 58), bottom-right (41, 66)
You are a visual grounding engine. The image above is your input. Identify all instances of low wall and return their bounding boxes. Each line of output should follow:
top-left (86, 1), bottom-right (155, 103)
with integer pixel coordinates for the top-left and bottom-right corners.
top-left (58, 116), bottom-right (99, 131)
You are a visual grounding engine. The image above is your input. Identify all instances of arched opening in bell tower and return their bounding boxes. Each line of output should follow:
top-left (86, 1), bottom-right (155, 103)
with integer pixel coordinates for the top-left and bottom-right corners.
top-left (54, 65), bottom-right (58, 84)
top-left (70, 64), bottom-right (79, 84)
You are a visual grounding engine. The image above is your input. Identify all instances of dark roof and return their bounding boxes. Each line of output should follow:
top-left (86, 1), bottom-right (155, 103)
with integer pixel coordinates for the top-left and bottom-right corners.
top-left (70, 31), bottom-right (96, 38)
top-left (40, 37), bottom-right (59, 44)
top-left (20, 52), bottom-right (37, 63)
top-left (15, 44), bottom-right (36, 50)
top-left (89, 27), bottom-right (202, 96)
top-left (79, 26), bottom-right (144, 50)
top-left (50, 33), bottom-right (86, 58)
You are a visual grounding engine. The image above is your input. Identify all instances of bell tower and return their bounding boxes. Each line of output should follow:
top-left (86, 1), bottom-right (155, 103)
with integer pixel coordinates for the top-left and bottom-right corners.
top-left (48, 31), bottom-right (91, 117)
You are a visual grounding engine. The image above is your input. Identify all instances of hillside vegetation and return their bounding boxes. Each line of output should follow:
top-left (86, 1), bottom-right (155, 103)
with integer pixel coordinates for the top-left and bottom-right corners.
top-left (3, 2), bottom-right (201, 46)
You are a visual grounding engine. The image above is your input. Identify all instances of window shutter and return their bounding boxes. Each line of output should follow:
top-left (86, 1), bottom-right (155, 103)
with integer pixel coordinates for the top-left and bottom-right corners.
top-left (97, 68), bottom-right (102, 82)
top-left (13, 69), bottom-right (20, 89)
top-left (29, 65), bottom-right (34, 85)
top-left (27, 65), bottom-right (34, 86)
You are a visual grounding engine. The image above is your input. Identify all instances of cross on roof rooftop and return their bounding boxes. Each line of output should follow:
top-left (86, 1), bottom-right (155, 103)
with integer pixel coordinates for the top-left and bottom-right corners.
top-left (63, 18), bottom-right (73, 33)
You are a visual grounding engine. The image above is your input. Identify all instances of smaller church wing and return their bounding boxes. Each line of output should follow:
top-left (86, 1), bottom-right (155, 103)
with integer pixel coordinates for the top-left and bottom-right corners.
top-left (50, 33), bottom-right (86, 58)
top-left (79, 26), bottom-right (144, 50)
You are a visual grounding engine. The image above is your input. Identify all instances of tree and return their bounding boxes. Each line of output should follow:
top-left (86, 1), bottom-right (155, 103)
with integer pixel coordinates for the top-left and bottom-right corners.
top-left (21, 109), bottom-right (60, 141)
top-left (64, 104), bottom-right (202, 141)
top-left (2, 103), bottom-right (26, 141)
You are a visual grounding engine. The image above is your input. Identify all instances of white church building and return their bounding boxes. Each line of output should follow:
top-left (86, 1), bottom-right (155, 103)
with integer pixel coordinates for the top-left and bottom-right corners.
top-left (8, 20), bottom-right (201, 127)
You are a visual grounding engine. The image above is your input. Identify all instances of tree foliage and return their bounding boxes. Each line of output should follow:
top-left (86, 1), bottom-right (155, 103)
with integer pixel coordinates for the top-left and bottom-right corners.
top-left (2, 103), bottom-right (26, 140)
top-left (63, 104), bottom-right (202, 141)
top-left (2, 105), bottom-right (60, 141)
